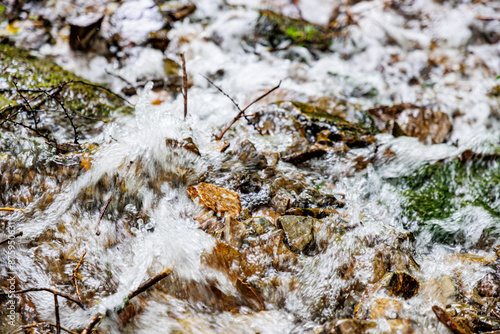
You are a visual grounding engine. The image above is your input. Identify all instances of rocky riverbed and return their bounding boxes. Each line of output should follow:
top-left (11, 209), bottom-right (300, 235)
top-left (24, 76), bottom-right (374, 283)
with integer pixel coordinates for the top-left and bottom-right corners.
top-left (0, 0), bottom-right (499, 333)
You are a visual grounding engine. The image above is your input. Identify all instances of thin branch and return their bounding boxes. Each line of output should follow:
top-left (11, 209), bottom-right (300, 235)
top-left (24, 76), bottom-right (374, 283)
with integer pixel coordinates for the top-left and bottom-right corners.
top-left (20, 322), bottom-right (78, 334)
top-left (68, 80), bottom-right (134, 106)
top-left (81, 268), bottom-right (172, 334)
top-left (48, 91), bottom-right (79, 144)
top-left (1, 288), bottom-right (86, 309)
top-left (5, 117), bottom-right (59, 148)
top-left (104, 69), bottom-right (134, 87)
top-left (0, 231), bottom-right (23, 246)
top-left (13, 80), bottom-right (39, 130)
top-left (54, 294), bottom-right (61, 334)
top-left (81, 313), bottom-right (104, 334)
top-left (201, 74), bottom-right (242, 112)
top-left (96, 197), bottom-right (112, 236)
top-left (180, 53), bottom-right (188, 119)
top-left (128, 268), bottom-right (172, 300)
top-left (72, 250), bottom-right (86, 301)
top-left (213, 81), bottom-right (281, 140)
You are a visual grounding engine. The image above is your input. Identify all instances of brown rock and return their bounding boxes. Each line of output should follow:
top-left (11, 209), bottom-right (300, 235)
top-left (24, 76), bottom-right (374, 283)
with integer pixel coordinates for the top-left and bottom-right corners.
top-left (367, 103), bottom-right (452, 144)
top-left (187, 182), bottom-right (241, 217)
top-left (368, 298), bottom-right (402, 320)
top-left (224, 215), bottom-right (249, 248)
top-left (386, 272), bottom-right (420, 299)
top-left (478, 273), bottom-right (500, 297)
top-left (333, 319), bottom-right (376, 333)
top-left (277, 215), bottom-right (316, 253)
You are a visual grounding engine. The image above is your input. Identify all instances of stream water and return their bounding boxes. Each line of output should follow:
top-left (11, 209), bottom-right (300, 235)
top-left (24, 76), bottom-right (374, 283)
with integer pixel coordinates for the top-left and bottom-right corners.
top-left (1, 0), bottom-right (500, 333)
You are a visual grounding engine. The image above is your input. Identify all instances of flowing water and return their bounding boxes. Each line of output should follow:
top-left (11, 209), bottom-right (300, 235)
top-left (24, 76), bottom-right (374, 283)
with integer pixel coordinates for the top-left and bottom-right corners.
top-left (1, 0), bottom-right (500, 333)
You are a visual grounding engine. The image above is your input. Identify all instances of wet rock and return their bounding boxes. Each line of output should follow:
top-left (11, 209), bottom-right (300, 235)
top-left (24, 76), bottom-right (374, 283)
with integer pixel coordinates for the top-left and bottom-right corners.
top-left (224, 215), bottom-right (249, 248)
top-left (478, 273), bottom-right (500, 297)
top-left (432, 305), bottom-right (473, 334)
top-left (281, 147), bottom-right (327, 165)
top-left (146, 29), bottom-right (171, 52)
top-left (242, 217), bottom-right (276, 236)
top-left (255, 10), bottom-right (334, 51)
top-left (421, 275), bottom-right (460, 306)
top-left (166, 137), bottom-right (201, 156)
top-left (366, 103), bottom-right (452, 144)
top-left (187, 182), bottom-right (242, 217)
top-left (277, 215), bottom-right (316, 253)
top-left (69, 14), bottom-right (104, 51)
top-left (285, 207), bottom-right (339, 219)
top-left (385, 272), bottom-right (420, 299)
top-left (367, 298), bottom-right (402, 320)
top-left (386, 319), bottom-right (415, 334)
top-left (332, 318), bottom-right (376, 333)
top-left (282, 101), bottom-right (377, 149)
top-left (236, 140), bottom-right (268, 170)
top-left (242, 229), bottom-right (298, 272)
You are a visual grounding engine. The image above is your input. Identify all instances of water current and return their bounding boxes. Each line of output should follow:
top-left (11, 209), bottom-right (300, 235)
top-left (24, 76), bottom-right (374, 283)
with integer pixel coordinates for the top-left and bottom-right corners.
top-left (1, 0), bottom-right (500, 333)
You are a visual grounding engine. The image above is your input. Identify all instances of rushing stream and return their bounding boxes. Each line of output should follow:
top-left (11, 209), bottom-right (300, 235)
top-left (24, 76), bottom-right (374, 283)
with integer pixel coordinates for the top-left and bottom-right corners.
top-left (1, 0), bottom-right (500, 333)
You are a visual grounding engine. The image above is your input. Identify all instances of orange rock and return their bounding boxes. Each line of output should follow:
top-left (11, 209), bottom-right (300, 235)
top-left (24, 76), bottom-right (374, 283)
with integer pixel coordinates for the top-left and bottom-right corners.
top-left (187, 182), bottom-right (241, 217)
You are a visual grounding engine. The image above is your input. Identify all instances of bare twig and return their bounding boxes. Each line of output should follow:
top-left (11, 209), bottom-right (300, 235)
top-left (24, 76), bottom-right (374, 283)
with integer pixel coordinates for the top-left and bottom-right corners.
top-left (0, 231), bottom-right (23, 246)
top-left (54, 294), bottom-right (61, 334)
top-left (81, 268), bottom-right (172, 334)
top-left (96, 197), bottom-right (112, 236)
top-left (43, 90), bottom-right (79, 144)
top-left (72, 250), bottom-right (87, 301)
top-left (212, 81), bottom-right (282, 140)
top-left (201, 74), bottom-right (241, 112)
top-left (180, 53), bottom-right (188, 119)
top-left (69, 80), bottom-right (133, 106)
top-left (104, 69), bottom-right (135, 87)
top-left (0, 288), bottom-right (86, 309)
top-left (128, 268), bottom-right (172, 300)
top-left (81, 313), bottom-right (104, 334)
top-left (5, 117), bottom-right (59, 148)
top-left (20, 322), bottom-right (78, 334)
top-left (13, 80), bottom-right (39, 130)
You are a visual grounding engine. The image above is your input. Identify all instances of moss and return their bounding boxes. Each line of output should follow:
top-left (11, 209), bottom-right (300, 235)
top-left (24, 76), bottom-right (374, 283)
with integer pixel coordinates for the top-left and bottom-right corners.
top-left (393, 154), bottom-right (500, 245)
top-left (256, 10), bottom-right (333, 50)
top-left (0, 43), bottom-right (132, 140)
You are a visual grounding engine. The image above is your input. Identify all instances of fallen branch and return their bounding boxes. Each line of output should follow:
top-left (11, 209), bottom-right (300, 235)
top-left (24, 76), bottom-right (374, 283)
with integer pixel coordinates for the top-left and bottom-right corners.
top-left (20, 322), bottom-right (78, 334)
top-left (72, 250), bottom-right (87, 301)
top-left (202, 76), bottom-right (281, 140)
top-left (81, 268), bottom-right (172, 334)
top-left (1, 287), bottom-right (86, 309)
top-left (180, 53), bottom-right (188, 119)
top-left (0, 231), bottom-right (23, 246)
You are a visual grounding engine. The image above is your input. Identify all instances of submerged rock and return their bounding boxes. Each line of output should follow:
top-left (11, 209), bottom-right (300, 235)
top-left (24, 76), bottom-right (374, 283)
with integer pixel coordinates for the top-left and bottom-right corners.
top-left (187, 182), bottom-right (242, 217)
top-left (277, 215), bottom-right (316, 253)
top-left (366, 103), bottom-right (452, 144)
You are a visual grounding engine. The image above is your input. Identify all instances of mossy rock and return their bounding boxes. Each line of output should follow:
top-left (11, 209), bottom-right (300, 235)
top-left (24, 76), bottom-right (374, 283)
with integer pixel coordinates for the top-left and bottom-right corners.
top-left (393, 151), bottom-right (500, 245)
top-left (0, 42), bottom-right (132, 142)
top-left (280, 101), bottom-right (377, 148)
top-left (255, 10), bottom-right (334, 51)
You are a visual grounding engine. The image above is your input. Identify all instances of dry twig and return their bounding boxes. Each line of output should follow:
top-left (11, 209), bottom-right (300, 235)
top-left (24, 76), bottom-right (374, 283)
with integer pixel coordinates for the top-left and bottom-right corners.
top-left (96, 197), bottom-right (112, 236)
top-left (81, 268), bottom-right (172, 334)
top-left (72, 250), bottom-right (87, 301)
top-left (54, 294), bottom-right (61, 334)
top-left (202, 76), bottom-right (281, 140)
top-left (20, 322), bottom-right (78, 334)
top-left (0, 231), bottom-right (23, 246)
top-left (180, 53), bottom-right (188, 119)
top-left (1, 287), bottom-right (86, 309)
